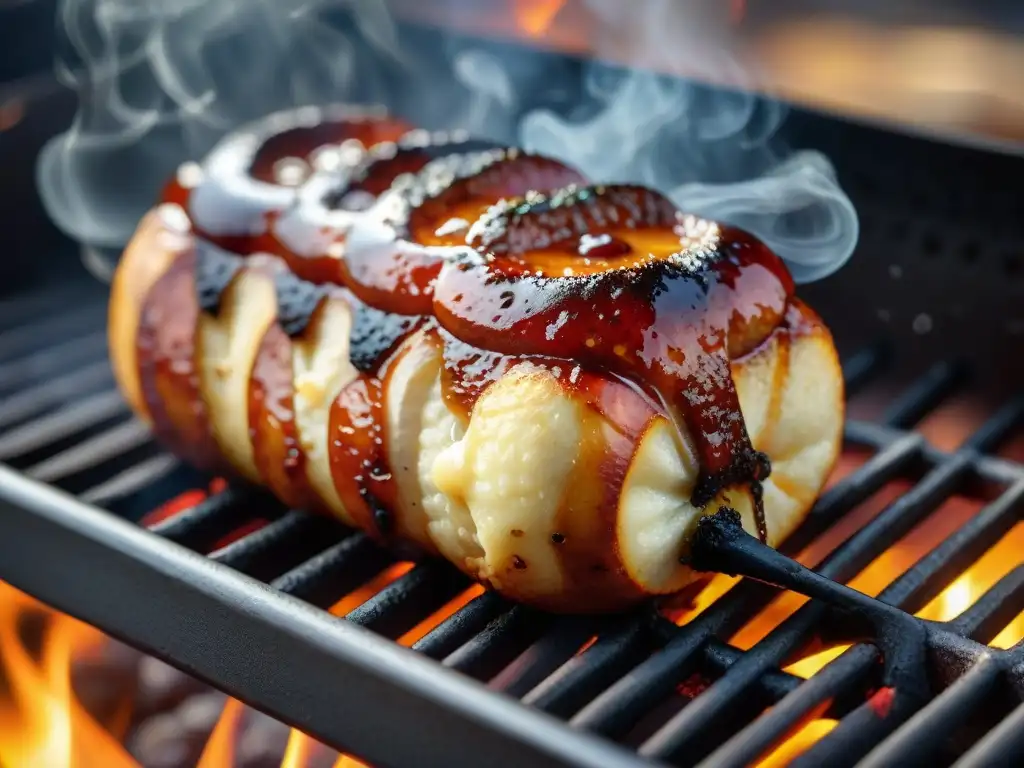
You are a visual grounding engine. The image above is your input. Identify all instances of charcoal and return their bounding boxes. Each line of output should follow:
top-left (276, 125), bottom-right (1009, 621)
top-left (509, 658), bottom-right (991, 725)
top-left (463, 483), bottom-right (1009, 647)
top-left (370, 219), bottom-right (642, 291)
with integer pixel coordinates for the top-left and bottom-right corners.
top-left (71, 639), bottom-right (144, 729)
top-left (129, 692), bottom-right (228, 768)
top-left (134, 655), bottom-right (209, 724)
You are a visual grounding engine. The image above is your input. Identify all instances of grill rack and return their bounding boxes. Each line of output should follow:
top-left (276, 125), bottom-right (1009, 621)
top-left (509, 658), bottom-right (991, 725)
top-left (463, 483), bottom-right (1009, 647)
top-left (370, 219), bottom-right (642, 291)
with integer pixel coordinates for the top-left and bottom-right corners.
top-left (1, 279), bottom-right (1024, 767)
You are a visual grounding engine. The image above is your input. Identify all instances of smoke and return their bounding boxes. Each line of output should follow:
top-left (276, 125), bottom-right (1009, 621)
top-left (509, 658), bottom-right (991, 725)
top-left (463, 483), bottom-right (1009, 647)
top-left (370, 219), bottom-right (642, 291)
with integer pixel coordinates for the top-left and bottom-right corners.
top-left (37, 0), bottom-right (858, 282)
top-left (39, 0), bottom-right (376, 248)
top-left (518, 0), bottom-right (858, 282)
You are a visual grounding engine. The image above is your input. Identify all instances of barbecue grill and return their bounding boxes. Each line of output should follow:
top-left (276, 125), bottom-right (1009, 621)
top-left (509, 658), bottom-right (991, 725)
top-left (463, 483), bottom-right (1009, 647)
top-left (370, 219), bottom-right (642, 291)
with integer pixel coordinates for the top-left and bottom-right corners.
top-left (2, 7), bottom-right (1024, 767)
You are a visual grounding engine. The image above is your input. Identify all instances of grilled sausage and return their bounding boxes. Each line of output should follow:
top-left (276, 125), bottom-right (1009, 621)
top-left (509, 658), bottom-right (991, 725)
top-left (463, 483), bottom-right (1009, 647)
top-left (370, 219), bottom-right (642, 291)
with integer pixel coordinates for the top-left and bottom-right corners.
top-left (108, 111), bottom-right (844, 613)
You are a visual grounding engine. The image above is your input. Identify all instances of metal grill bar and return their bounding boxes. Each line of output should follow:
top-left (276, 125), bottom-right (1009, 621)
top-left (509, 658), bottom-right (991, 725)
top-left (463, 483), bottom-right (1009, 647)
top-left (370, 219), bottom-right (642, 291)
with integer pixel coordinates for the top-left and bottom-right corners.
top-left (694, 481), bottom-right (1024, 766)
top-left (445, 606), bottom-right (551, 680)
top-left (882, 481), bottom-right (1024, 612)
top-left (699, 641), bottom-right (802, 701)
top-left (0, 359), bottom-right (113, 430)
top-left (569, 433), bottom-right (920, 735)
top-left (78, 454), bottom-right (182, 507)
top-left (0, 285), bottom-right (105, 329)
top-left (611, 399), bottom-right (1021, 763)
top-left (837, 346), bottom-right (888, 396)
top-left (571, 436), bottom-right (950, 741)
top-left (951, 700), bottom-right (1024, 768)
top-left (3, 282), bottom-right (1024, 767)
top-left (149, 486), bottom-right (284, 550)
top-left (857, 654), bottom-right (1003, 767)
top-left (695, 643), bottom-right (881, 768)
top-left (642, 459), bottom-right (1023, 764)
top-left (345, 564), bottom-right (468, 636)
top-left (210, 510), bottom-right (346, 581)
top-left (25, 419), bottom-right (153, 484)
top-left (522, 620), bottom-right (654, 718)
top-left (792, 591), bottom-right (1020, 767)
top-left (270, 534), bottom-right (391, 608)
top-left (412, 591), bottom-right (510, 660)
top-left (881, 360), bottom-right (965, 429)
top-left (789, 570), bottom-right (1024, 768)
top-left (951, 567), bottom-right (1024, 641)
top-left (0, 303), bottom-right (106, 361)
top-left (491, 617), bottom-right (603, 697)
top-left (844, 419), bottom-right (1024, 486)
top-left (0, 390), bottom-right (128, 462)
top-left (0, 468), bottom-right (651, 768)
top-left (0, 331), bottom-right (108, 394)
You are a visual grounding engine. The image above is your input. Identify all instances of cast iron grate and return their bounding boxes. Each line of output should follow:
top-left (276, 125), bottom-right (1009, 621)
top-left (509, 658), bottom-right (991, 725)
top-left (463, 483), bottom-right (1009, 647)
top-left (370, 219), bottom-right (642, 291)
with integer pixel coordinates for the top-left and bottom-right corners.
top-left (1, 281), bottom-right (1024, 768)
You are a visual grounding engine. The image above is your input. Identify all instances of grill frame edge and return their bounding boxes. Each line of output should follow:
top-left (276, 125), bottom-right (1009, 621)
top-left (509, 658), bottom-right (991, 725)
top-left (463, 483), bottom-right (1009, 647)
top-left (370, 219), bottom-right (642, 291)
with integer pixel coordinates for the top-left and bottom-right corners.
top-left (0, 464), bottom-right (655, 768)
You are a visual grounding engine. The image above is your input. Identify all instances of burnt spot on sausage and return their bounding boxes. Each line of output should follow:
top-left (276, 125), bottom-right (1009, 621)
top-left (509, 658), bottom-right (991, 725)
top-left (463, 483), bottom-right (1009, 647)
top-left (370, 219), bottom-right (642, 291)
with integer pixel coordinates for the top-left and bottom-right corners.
top-left (194, 242), bottom-right (243, 314)
top-left (273, 268), bottom-right (328, 338)
top-left (348, 301), bottom-right (424, 374)
top-left (512, 555), bottom-right (528, 570)
top-left (511, 529), bottom-right (524, 538)
top-left (550, 532), bottom-right (565, 545)
top-left (361, 488), bottom-right (393, 539)
top-left (326, 137), bottom-right (505, 207)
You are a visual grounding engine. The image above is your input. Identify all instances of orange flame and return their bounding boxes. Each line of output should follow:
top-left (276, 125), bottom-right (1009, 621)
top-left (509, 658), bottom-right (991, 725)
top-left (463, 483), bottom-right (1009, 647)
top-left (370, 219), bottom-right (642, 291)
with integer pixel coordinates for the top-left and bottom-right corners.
top-left (196, 697), bottom-right (246, 768)
top-left (281, 728), bottom-right (317, 768)
top-left (0, 582), bottom-right (135, 768)
top-left (756, 719), bottom-right (838, 767)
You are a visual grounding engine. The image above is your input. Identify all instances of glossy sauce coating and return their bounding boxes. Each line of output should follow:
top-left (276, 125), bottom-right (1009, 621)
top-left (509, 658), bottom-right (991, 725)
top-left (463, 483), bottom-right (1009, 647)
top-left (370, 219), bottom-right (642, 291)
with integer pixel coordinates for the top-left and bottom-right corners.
top-left (249, 321), bottom-right (315, 510)
top-left (144, 110), bottom-right (796, 548)
top-left (136, 246), bottom-right (223, 472)
top-left (163, 117), bottom-right (499, 287)
top-left (339, 149), bottom-right (586, 316)
top-left (431, 186), bottom-right (793, 542)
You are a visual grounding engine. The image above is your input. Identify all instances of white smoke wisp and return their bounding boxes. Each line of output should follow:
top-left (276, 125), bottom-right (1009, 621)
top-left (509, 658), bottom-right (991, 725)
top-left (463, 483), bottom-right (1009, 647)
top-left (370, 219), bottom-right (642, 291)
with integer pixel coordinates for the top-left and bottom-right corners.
top-left (671, 152), bottom-right (859, 284)
top-left (39, 0), bottom-right (858, 283)
top-left (451, 48), bottom-right (517, 142)
top-left (37, 0), bottom-right (384, 249)
top-left (516, 0), bottom-right (859, 283)
top-left (37, 0), bottom-right (524, 250)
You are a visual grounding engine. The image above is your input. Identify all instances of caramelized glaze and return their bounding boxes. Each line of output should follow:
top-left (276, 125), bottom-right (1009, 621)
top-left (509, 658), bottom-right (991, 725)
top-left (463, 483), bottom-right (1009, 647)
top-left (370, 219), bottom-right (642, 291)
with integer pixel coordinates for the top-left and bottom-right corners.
top-left (339, 149), bottom-right (585, 316)
top-left (432, 186), bottom-right (792, 542)
top-left (249, 322), bottom-right (314, 510)
top-left (136, 247), bottom-right (222, 471)
top-left (140, 109), bottom-right (797, 548)
top-left (163, 113), bottom-right (502, 287)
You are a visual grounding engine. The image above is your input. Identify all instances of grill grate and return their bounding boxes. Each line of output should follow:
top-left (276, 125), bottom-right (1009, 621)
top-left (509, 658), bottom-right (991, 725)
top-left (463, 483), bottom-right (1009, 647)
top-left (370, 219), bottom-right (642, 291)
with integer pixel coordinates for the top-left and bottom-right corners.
top-left (2, 281), bottom-right (1024, 767)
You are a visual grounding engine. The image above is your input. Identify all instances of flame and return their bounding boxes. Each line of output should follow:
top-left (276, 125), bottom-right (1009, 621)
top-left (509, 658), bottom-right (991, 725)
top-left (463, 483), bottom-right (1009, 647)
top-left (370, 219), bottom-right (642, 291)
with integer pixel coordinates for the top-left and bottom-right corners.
top-left (196, 697), bottom-right (245, 768)
top-left (512, 0), bottom-right (566, 37)
top-left (281, 728), bottom-right (317, 768)
top-left (0, 582), bottom-right (135, 768)
top-left (756, 719), bottom-right (838, 767)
